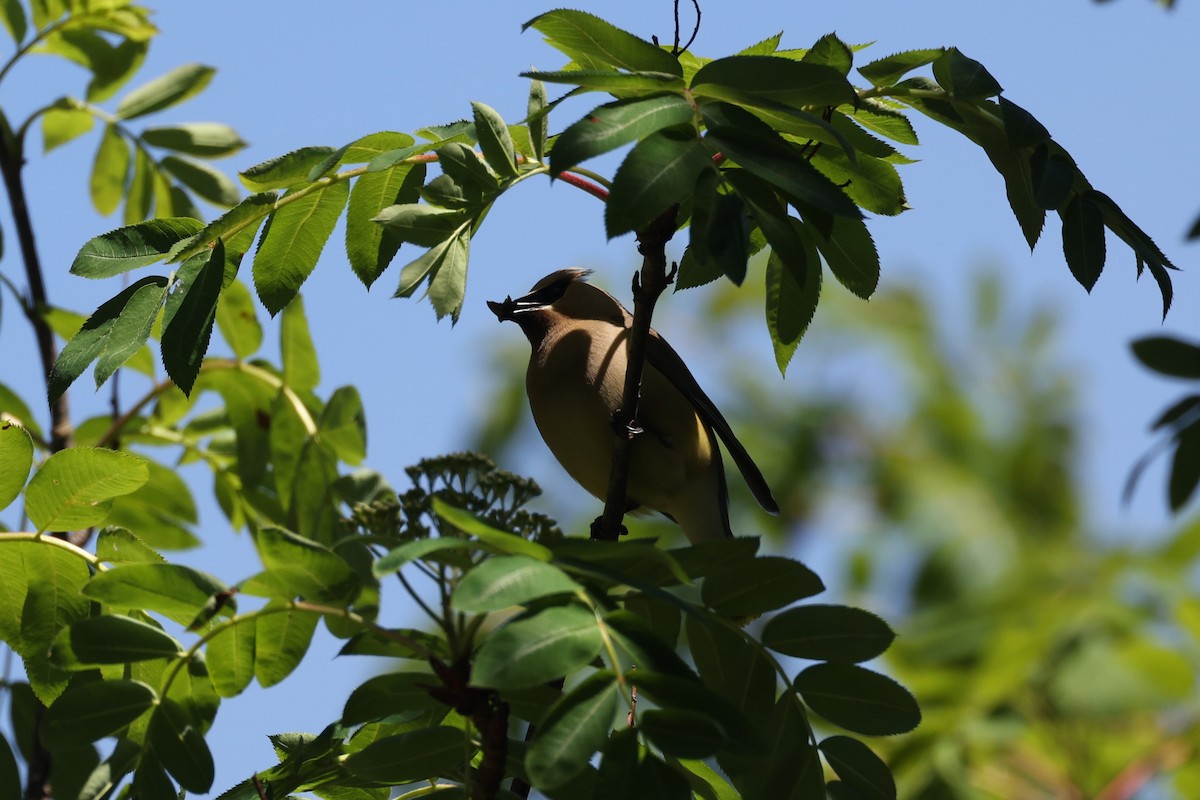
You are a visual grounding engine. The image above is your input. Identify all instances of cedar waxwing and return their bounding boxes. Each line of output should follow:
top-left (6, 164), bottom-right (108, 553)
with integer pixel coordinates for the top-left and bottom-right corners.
top-left (487, 268), bottom-right (778, 543)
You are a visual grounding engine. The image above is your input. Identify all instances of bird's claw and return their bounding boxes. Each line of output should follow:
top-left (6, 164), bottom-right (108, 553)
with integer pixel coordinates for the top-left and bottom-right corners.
top-left (590, 516), bottom-right (628, 540)
top-left (610, 410), bottom-right (643, 439)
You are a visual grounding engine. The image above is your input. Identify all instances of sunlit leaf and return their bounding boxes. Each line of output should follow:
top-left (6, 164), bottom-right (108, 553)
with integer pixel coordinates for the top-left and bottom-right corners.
top-left (142, 123), bottom-right (246, 158)
top-left (472, 604), bottom-right (603, 690)
top-left (82, 564), bottom-right (227, 626)
top-left (25, 447), bottom-right (149, 532)
top-left (90, 123), bottom-right (129, 215)
top-left (116, 63), bottom-right (215, 120)
top-left (253, 180), bottom-right (349, 315)
top-left (452, 555), bottom-right (581, 612)
top-left (523, 9), bottom-right (682, 75)
top-left (0, 422), bottom-right (33, 510)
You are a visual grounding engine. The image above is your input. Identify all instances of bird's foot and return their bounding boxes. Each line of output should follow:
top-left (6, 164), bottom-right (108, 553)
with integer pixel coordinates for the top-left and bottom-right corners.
top-left (590, 516), bottom-right (628, 540)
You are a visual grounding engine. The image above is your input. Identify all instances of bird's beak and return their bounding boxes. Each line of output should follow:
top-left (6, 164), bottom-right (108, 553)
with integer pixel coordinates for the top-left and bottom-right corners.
top-left (487, 296), bottom-right (516, 322)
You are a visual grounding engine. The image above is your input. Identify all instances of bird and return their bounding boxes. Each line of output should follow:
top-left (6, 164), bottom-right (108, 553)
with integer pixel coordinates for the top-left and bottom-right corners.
top-left (487, 268), bottom-right (778, 543)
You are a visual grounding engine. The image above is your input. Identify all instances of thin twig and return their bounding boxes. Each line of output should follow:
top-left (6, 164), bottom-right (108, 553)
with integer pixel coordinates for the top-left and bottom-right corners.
top-left (592, 205), bottom-right (679, 540)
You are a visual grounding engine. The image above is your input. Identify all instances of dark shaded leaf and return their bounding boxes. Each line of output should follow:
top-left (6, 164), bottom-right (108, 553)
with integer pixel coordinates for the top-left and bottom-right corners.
top-left (41, 680), bottom-right (155, 749)
top-left (147, 697), bottom-right (214, 793)
top-left (341, 726), bottom-right (463, 783)
top-left (551, 94), bottom-right (696, 176)
top-left (527, 672), bottom-right (619, 789)
top-left (795, 664), bottom-right (920, 736)
top-left (1132, 336), bottom-right (1200, 379)
top-left (931, 48), bottom-right (1002, 99)
top-left (161, 240), bottom-right (224, 395)
top-left (472, 101), bottom-right (518, 178)
top-left (1061, 193), bottom-right (1106, 292)
top-left (819, 736), bottom-right (897, 800)
top-left (702, 555), bottom-right (824, 615)
top-left (763, 605), bottom-right (895, 663)
top-left (452, 555), bottom-right (581, 612)
top-left (857, 49), bottom-right (943, 87)
top-left (472, 604), bottom-right (602, 690)
top-left (1170, 427), bottom-right (1200, 511)
top-left (693, 55), bottom-right (855, 109)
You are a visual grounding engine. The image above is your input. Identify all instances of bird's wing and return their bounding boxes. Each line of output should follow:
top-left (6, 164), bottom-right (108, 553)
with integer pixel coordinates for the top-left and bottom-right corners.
top-left (644, 328), bottom-right (780, 515)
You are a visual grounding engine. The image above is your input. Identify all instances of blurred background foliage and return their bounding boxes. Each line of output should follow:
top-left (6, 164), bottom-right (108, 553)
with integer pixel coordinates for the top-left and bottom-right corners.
top-left (476, 260), bottom-right (1200, 799)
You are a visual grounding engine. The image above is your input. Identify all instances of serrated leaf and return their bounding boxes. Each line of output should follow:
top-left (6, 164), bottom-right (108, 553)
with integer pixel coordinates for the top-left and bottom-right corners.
top-left (142, 123), bottom-right (245, 157)
top-left (683, 170), bottom-right (750, 288)
top-left (851, 99), bottom-right (919, 145)
top-left (240, 146), bottom-right (338, 191)
top-left (702, 556), bottom-right (823, 615)
top-left (170, 191), bottom-right (276, 263)
top-left (71, 218), bottom-right (203, 279)
top-left (116, 63), bottom-right (214, 120)
top-left (803, 33), bottom-right (854, 75)
top-left (472, 604), bottom-right (603, 690)
top-left (523, 9), bottom-right (682, 75)
top-left (606, 129), bottom-right (708, 238)
top-left (857, 49), bottom-right (944, 87)
top-left (471, 101), bottom-right (518, 178)
top-left (452, 555), bottom-right (581, 612)
top-left (762, 605), bottom-right (895, 663)
top-left (161, 240), bottom-right (223, 394)
top-left (41, 680), bottom-right (155, 749)
top-left (82, 564), bottom-right (227, 626)
top-left (932, 47), bottom-right (1002, 99)
top-left (374, 203), bottom-right (470, 248)
top-left (812, 147), bottom-right (905, 217)
top-left (526, 672), bottom-right (619, 789)
top-left (93, 278), bottom-right (167, 386)
top-left (521, 68), bottom-right (684, 94)
top-left (0, 422), bottom-right (34, 510)
top-left (90, 123), bottom-right (129, 215)
top-left (1061, 192), bottom-right (1106, 292)
top-left (161, 155), bottom-right (238, 206)
top-left (795, 664), bottom-right (920, 736)
top-left (551, 94), bottom-right (696, 176)
top-left (42, 105), bottom-right (93, 153)
top-left (528, 79), bottom-right (548, 162)
top-left (426, 229), bottom-right (470, 322)
top-left (765, 243), bottom-right (821, 375)
top-left (252, 181), bottom-right (349, 315)
top-left (692, 55), bottom-right (856, 109)
top-left (25, 447), bottom-right (149, 532)
top-left (347, 161), bottom-right (424, 288)
top-left (95, 527), bottom-right (166, 564)
top-left (811, 213), bottom-right (880, 299)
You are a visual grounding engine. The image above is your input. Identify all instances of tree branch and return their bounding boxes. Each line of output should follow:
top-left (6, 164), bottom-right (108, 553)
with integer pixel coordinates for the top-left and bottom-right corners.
top-left (592, 205), bottom-right (679, 541)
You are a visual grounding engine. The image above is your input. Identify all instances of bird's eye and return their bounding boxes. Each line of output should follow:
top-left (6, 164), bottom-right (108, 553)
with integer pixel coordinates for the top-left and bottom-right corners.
top-left (523, 277), bottom-right (571, 306)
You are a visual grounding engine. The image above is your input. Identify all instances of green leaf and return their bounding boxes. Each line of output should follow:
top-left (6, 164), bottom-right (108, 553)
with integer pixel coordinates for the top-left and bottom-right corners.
top-left (347, 162), bottom-right (424, 288)
top-left (526, 672), bottom-right (619, 789)
top-left (0, 422), bottom-right (33, 510)
top-left (0, 0), bottom-right (25, 43)
top-left (0, 382), bottom-right (44, 439)
top-left (819, 736), bottom-right (896, 800)
top-left (95, 527), bottom-right (165, 564)
top-left (124, 145), bottom-right (154, 224)
top-left (720, 694), bottom-right (824, 799)
top-left (811, 213), bottom-right (880, 299)
top-left (342, 670), bottom-right (442, 725)
top-left (116, 63), bottom-right (215, 120)
top-left (606, 129), bottom-right (707, 238)
top-left (803, 33), bottom-right (853, 76)
top-left (161, 155), bottom-right (239, 206)
top-left (215, 278), bottom-right (262, 358)
top-left (105, 459), bottom-right (200, 553)
top-left (702, 555), bottom-right (823, 616)
top-left (147, 697), bottom-right (214, 793)
top-left (1132, 336), bottom-right (1200, 379)
top-left (371, 538), bottom-right (477, 576)
top-left (253, 180), bottom-right (350, 315)
top-left (42, 105), bottom-right (93, 153)
top-left (692, 55), bottom-right (856, 109)
top-left (206, 620), bottom-right (256, 698)
top-left (528, 79), bottom-right (548, 162)
top-left (320, 386), bottom-right (366, 464)
top-left (82, 564), bottom-right (227, 626)
top-left (87, 38), bottom-right (150, 103)
top-left (254, 602), bottom-right (318, 687)
top-left (452, 555), bottom-right (581, 612)
top-left (704, 104), bottom-right (859, 219)
top-left (142, 123), bottom-right (246, 157)
top-left (932, 48), bottom-right (1002, 99)
top-left (631, 671), bottom-right (762, 754)
top-left (1088, 189), bottom-right (1175, 318)
top-left (551, 94), bottom-right (696, 176)
top-left (1030, 146), bottom-right (1075, 211)
top-left (765, 242), bottom-right (821, 375)
top-left (640, 708), bottom-right (726, 759)
top-left (432, 499), bottom-right (553, 560)
top-left (762, 605), bottom-right (895, 663)
top-left (1061, 192), bottom-right (1106, 292)
top-left (522, 68), bottom-right (684, 95)
top-left (857, 49), bottom-right (944, 87)
top-left (161, 241), bottom-right (224, 395)
top-left (683, 171), bottom-right (750, 288)
top-left (794, 664), bottom-right (920, 736)
top-left (425, 229), bottom-right (471, 322)
top-left (57, 615), bottom-right (182, 664)
top-left (90, 123), bottom-right (129, 215)
top-left (252, 527), bottom-right (358, 603)
top-left (375, 204), bottom-right (470, 249)
top-left (523, 9), bottom-right (682, 75)
top-left (0, 544), bottom-right (90, 704)
top-left (240, 146), bottom-right (338, 191)
top-left (93, 277), bottom-right (166, 387)
top-left (471, 101), bottom-right (518, 178)
top-left (472, 604), bottom-right (603, 690)
top-left (342, 726), bottom-right (463, 784)
top-left (812, 147), bottom-right (905, 217)
top-left (170, 191), bottom-right (277, 263)
top-left (41, 680), bottom-right (155, 749)
top-left (280, 293), bottom-right (319, 391)
top-left (25, 447), bottom-right (148, 532)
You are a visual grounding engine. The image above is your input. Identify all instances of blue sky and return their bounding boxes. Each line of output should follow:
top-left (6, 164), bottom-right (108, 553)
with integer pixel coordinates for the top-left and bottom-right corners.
top-left (2, 0), bottom-right (1199, 793)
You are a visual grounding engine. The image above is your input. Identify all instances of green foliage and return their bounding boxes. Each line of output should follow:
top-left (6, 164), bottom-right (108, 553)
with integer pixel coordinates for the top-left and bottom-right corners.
top-left (1129, 334), bottom-right (1200, 510)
